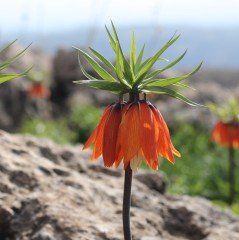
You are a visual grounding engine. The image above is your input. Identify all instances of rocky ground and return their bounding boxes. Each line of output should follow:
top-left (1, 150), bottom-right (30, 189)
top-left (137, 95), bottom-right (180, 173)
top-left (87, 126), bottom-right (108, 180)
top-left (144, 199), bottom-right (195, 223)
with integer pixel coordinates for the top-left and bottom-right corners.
top-left (0, 131), bottom-right (239, 240)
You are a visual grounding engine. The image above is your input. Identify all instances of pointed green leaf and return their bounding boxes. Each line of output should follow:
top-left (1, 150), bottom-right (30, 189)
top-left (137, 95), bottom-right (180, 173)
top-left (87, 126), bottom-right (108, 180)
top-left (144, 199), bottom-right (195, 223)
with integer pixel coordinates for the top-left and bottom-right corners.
top-left (138, 55), bottom-right (168, 75)
top-left (105, 25), bottom-right (116, 52)
top-left (115, 42), bottom-right (124, 79)
top-left (89, 47), bottom-right (115, 71)
top-left (135, 44), bottom-right (145, 73)
top-left (0, 39), bottom-right (17, 54)
top-left (134, 34), bottom-right (180, 85)
top-left (74, 79), bottom-right (125, 93)
top-left (110, 21), bottom-right (134, 83)
top-left (0, 67), bottom-right (31, 84)
top-left (74, 47), bottom-right (116, 82)
top-left (174, 82), bottom-right (196, 90)
top-left (159, 50), bottom-right (187, 73)
top-left (0, 74), bottom-right (23, 83)
top-left (142, 86), bottom-right (204, 107)
top-left (77, 53), bottom-right (97, 80)
top-left (0, 43), bottom-right (32, 71)
top-left (110, 20), bottom-right (120, 42)
top-left (130, 32), bottom-right (136, 72)
top-left (145, 50), bottom-right (188, 80)
top-left (141, 62), bottom-right (202, 87)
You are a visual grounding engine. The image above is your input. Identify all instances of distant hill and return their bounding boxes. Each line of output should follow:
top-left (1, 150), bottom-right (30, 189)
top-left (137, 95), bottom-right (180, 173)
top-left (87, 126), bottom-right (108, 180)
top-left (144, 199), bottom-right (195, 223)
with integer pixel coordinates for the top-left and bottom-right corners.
top-left (1, 24), bottom-right (239, 70)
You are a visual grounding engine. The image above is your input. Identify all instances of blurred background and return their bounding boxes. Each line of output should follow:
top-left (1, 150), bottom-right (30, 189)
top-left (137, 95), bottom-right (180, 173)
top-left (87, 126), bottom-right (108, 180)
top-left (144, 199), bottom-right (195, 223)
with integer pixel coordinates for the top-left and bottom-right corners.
top-left (0, 0), bottom-right (239, 211)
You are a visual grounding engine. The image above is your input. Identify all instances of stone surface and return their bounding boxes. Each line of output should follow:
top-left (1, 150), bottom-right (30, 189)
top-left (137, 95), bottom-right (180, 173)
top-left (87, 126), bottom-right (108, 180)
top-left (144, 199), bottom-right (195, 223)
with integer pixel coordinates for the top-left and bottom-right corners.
top-left (0, 130), bottom-right (239, 240)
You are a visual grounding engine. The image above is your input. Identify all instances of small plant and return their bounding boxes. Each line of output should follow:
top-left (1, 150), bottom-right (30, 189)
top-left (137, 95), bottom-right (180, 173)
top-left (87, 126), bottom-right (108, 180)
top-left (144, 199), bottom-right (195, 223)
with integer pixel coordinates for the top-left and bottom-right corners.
top-left (0, 40), bottom-right (30, 84)
top-left (209, 97), bottom-right (239, 204)
top-left (74, 22), bottom-right (202, 239)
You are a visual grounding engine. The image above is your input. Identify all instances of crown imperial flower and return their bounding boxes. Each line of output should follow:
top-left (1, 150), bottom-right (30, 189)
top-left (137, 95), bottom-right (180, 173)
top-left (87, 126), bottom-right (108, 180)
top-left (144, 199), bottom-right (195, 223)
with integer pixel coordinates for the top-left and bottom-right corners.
top-left (75, 22), bottom-right (201, 170)
top-left (209, 98), bottom-right (239, 204)
top-left (74, 22), bottom-right (202, 239)
top-left (209, 97), bottom-right (239, 149)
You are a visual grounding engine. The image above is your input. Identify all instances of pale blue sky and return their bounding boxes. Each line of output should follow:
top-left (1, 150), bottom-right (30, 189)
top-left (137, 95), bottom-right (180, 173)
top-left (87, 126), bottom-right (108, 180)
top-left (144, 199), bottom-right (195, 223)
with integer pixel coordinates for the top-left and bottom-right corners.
top-left (0, 0), bottom-right (238, 34)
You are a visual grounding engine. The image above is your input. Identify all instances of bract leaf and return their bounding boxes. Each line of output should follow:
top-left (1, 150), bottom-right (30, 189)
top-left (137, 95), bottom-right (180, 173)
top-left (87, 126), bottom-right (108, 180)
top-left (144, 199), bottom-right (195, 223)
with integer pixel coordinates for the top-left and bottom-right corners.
top-left (142, 86), bottom-right (204, 107)
top-left (142, 62), bottom-right (202, 87)
top-left (74, 79), bottom-right (125, 93)
top-left (74, 47), bottom-right (116, 81)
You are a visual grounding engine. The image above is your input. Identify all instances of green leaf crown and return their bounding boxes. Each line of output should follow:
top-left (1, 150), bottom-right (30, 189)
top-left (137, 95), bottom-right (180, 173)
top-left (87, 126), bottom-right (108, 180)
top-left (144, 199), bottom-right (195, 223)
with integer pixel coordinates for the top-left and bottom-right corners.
top-left (208, 97), bottom-right (239, 123)
top-left (74, 22), bottom-right (202, 106)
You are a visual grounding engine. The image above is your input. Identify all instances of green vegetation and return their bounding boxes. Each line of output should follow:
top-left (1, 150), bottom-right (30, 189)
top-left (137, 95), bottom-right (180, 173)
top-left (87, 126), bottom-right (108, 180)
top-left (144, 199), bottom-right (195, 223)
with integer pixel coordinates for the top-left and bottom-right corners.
top-left (20, 118), bottom-right (77, 144)
top-left (20, 105), bottom-right (102, 144)
top-left (70, 105), bottom-right (102, 143)
top-left (162, 123), bottom-right (234, 202)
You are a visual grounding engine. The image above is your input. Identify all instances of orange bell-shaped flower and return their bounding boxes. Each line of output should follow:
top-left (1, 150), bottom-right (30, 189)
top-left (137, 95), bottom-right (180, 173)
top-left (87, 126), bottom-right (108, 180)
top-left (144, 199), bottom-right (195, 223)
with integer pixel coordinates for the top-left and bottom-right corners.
top-left (211, 121), bottom-right (239, 149)
top-left (83, 101), bottom-right (180, 171)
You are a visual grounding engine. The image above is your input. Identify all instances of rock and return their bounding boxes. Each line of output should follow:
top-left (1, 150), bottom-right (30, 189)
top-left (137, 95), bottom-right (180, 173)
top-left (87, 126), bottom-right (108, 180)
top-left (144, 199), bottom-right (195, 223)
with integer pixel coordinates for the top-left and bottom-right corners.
top-left (51, 48), bottom-right (95, 108)
top-left (0, 130), bottom-right (238, 239)
top-left (135, 172), bottom-right (166, 194)
top-left (0, 78), bottom-right (28, 131)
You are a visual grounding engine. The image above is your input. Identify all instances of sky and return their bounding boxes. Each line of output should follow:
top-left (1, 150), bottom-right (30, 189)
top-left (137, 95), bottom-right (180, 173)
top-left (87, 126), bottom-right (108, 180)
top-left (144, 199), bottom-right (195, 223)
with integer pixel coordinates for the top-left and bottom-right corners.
top-left (0, 0), bottom-right (239, 34)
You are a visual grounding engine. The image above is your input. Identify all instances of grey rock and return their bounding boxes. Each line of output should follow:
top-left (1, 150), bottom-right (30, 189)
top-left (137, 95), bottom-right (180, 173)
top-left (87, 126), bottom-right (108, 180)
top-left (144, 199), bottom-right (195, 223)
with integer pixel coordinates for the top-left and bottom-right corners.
top-left (135, 172), bottom-right (167, 194)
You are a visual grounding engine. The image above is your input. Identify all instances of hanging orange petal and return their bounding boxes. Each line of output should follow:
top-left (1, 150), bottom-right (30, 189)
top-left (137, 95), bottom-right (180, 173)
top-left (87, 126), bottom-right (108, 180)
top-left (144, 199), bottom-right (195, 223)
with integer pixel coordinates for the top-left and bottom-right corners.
top-left (83, 105), bottom-right (112, 150)
top-left (139, 102), bottom-right (159, 170)
top-left (83, 127), bottom-right (98, 150)
top-left (150, 105), bottom-right (178, 164)
top-left (118, 103), bottom-right (141, 169)
top-left (91, 105), bottom-right (113, 160)
top-left (115, 147), bottom-right (123, 168)
top-left (103, 104), bottom-right (122, 167)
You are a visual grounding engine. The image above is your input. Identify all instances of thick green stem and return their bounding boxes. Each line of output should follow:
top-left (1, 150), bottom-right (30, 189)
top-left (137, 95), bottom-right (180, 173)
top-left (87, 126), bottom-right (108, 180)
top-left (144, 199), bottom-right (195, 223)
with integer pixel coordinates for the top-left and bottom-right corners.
top-left (228, 147), bottom-right (235, 205)
top-left (123, 166), bottom-right (133, 240)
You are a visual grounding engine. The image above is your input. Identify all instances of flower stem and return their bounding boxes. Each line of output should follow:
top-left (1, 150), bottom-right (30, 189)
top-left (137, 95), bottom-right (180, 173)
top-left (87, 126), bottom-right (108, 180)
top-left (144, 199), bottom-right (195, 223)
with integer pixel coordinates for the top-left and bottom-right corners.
top-left (228, 147), bottom-right (235, 204)
top-left (123, 165), bottom-right (133, 240)
top-left (122, 91), bottom-right (138, 240)
top-left (129, 91), bottom-right (139, 102)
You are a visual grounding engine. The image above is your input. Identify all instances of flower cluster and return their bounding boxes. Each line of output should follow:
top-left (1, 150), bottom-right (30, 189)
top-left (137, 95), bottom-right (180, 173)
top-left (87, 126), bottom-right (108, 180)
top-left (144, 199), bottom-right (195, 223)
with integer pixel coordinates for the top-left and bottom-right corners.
top-left (84, 100), bottom-right (180, 171)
